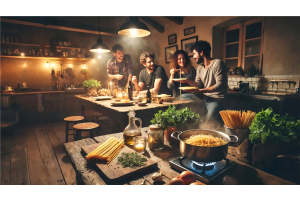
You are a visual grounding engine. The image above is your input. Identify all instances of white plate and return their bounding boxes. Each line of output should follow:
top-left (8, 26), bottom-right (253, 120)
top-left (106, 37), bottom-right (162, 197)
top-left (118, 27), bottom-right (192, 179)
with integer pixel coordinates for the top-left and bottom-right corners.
top-left (93, 96), bottom-right (113, 100)
top-left (157, 94), bottom-right (171, 98)
top-left (178, 87), bottom-right (198, 90)
top-left (172, 78), bottom-right (187, 81)
top-left (111, 101), bottom-right (134, 106)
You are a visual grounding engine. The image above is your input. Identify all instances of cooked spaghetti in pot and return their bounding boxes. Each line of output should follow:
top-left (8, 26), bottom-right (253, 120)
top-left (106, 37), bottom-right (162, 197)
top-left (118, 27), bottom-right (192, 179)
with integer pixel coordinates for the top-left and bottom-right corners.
top-left (183, 134), bottom-right (227, 147)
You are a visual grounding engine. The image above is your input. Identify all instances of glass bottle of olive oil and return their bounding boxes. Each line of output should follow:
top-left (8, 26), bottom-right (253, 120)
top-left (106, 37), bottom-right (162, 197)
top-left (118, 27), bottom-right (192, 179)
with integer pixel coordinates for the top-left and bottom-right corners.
top-left (123, 109), bottom-right (142, 145)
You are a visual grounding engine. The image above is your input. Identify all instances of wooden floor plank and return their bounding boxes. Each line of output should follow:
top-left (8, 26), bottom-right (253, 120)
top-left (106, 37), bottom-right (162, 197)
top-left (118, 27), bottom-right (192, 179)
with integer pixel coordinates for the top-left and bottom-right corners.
top-left (34, 124), bottom-right (65, 185)
top-left (23, 126), bottom-right (48, 185)
top-left (1, 133), bottom-right (13, 185)
top-left (45, 123), bottom-right (77, 185)
top-left (9, 127), bottom-right (30, 185)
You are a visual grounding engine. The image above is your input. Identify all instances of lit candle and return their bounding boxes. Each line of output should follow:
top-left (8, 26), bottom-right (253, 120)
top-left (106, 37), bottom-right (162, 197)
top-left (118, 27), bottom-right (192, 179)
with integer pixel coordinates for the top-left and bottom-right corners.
top-left (135, 143), bottom-right (144, 152)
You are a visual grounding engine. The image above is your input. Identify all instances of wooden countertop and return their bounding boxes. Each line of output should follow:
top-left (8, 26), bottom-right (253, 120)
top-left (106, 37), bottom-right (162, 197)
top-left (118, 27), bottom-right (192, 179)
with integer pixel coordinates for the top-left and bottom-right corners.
top-left (64, 127), bottom-right (296, 185)
top-left (75, 95), bottom-right (193, 113)
top-left (1, 91), bottom-right (66, 96)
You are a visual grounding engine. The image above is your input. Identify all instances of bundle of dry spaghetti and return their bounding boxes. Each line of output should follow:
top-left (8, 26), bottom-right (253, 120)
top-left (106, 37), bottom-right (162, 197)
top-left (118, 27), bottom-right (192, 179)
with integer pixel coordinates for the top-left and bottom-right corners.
top-left (219, 110), bottom-right (256, 129)
top-left (184, 134), bottom-right (227, 147)
top-left (86, 137), bottom-right (124, 165)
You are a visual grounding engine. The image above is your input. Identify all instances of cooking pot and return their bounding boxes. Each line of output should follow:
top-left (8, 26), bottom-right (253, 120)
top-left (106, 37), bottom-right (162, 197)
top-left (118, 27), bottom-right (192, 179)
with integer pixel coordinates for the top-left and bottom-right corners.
top-left (1, 96), bottom-right (15, 108)
top-left (171, 129), bottom-right (238, 163)
top-left (17, 81), bottom-right (28, 89)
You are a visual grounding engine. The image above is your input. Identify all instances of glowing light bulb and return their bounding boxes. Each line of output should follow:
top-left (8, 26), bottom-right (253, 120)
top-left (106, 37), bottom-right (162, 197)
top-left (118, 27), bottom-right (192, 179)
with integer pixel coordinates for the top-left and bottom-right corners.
top-left (45, 61), bottom-right (50, 68)
top-left (97, 48), bottom-right (102, 53)
top-left (20, 53), bottom-right (25, 56)
top-left (82, 64), bottom-right (86, 69)
top-left (130, 29), bottom-right (137, 36)
top-left (98, 55), bottom-right (101, 59)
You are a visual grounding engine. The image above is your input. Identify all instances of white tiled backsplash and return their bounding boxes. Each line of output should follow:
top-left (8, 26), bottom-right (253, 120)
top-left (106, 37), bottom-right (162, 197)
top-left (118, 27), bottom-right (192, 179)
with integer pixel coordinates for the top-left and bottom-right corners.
top-left (228, 75), bottom-right (300, 93)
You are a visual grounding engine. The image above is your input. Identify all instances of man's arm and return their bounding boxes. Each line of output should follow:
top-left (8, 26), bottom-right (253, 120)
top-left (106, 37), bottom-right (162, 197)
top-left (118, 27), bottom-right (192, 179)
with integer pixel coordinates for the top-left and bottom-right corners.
top-left (151, 78), bottom-right (162, 93)
top-left (126, 74), bottom-right (133, 87)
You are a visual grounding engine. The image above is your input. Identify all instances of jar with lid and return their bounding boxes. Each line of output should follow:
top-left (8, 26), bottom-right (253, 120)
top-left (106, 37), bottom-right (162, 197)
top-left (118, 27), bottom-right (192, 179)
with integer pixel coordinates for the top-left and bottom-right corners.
top-left (147, 124), bottom-right (164, 151)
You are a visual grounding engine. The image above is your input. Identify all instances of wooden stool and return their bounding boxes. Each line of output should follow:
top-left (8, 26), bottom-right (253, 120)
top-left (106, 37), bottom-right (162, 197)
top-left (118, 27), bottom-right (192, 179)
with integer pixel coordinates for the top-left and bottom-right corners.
top-left (73, 122), bottom-right (99, 140)
top-left (64, 116), bottom-right (84, 143)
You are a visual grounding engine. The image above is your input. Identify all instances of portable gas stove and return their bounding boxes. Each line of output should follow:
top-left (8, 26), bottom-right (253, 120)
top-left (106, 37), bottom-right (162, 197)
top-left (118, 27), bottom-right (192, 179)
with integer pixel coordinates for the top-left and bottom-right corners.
top-left (169, 157), bottom-right (236, 184)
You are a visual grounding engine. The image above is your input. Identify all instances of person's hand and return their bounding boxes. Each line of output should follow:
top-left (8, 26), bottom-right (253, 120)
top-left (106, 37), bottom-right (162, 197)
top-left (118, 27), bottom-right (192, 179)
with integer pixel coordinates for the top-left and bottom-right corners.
top-left (116, 74), bottom-right (123, 80)
top-left (132, 76), bottom-right (138, 84)
top-left (182, 88), bottom-right (201, 94)
top-left (170, 69), bottom-right (176, 76)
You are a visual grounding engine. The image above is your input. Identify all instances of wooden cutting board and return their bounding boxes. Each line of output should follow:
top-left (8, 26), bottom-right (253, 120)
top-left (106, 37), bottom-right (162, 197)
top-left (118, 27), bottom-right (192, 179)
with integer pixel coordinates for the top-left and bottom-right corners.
top-left (81, 143), bottom-right (157, 181)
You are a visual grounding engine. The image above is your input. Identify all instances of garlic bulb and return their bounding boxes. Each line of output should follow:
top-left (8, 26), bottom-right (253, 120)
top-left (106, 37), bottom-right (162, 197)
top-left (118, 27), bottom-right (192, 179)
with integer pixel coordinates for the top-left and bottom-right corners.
top-left (152, 172), bottom-right (163, 182)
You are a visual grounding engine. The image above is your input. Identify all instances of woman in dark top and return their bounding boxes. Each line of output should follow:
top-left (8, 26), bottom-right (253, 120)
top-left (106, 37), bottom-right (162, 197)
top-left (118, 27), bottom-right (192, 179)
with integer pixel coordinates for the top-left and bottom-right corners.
top-left (167, 50), bottom-right (200, 101)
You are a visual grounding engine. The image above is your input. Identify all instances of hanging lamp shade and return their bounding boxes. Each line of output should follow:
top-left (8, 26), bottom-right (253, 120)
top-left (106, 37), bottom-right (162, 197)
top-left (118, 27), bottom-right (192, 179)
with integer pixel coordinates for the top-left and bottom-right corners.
top-left (90, 17), bottom-right (110, 53)
top-left (118, 17), bottom-right (150, 37)
top-left (90, 38), bottom-right (110, 53)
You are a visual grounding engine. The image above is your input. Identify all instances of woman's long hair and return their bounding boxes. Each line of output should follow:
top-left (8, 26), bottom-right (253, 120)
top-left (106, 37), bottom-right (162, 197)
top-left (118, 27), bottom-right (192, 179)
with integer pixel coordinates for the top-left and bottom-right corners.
top-left (169, 50), bottom-right (192, 74)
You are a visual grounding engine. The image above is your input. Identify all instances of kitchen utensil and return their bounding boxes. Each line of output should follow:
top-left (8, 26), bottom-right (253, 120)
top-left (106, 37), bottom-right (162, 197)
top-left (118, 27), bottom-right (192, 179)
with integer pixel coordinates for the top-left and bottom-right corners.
top-left (238, 81), bottom-right (249, 93)
top-left (171, 129), bottom-right (238, 162)
top-left (17, 81), bottom-right (28, 89)
top-left (61, 64), bottom-right (64, 79)
top-left (1, 96), bottom-right (15, 108)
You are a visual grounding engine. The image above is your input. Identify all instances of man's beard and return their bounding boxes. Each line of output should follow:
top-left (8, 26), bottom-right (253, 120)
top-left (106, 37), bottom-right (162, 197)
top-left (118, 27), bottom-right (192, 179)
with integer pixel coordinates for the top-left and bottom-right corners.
top-left (146, 65), bottom-right (154, 70)
top-left (117, 56), bottom-right (124, 61)
top-left (196, 56), bottom-right (204, 64)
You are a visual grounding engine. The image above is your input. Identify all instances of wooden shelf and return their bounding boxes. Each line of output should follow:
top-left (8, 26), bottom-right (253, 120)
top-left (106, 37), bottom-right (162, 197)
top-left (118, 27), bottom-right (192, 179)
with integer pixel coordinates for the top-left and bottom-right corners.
top-left (226, 41), bottom-right (239, 45)
top-left (245, 54), bottom-right (260, 58)
top-left (245, 37), bottom-right (261, 42)
top-left (1, 41), bottom-right (40, 47)
top-left (0, 55), bottom-right (91, 60)
top-left (225, 57), bottom-right (238, 60)
top-left (44, 45), bottom-right (81, 50)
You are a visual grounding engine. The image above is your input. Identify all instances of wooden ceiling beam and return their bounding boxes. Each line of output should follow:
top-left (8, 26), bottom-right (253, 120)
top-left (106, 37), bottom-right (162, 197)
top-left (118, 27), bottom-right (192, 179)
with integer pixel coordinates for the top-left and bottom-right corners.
top-left (0, 17), bottom-right (119, 36)
top-left (139, 17), bottom-right (164, 33)
top-left (164, 17), bottom-right (184, 25)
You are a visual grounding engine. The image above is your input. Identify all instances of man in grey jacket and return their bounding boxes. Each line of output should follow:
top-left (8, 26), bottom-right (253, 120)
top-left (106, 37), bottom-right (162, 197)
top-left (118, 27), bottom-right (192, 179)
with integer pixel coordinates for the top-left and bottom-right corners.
top-left (181, 40), bottom-right (228, 123)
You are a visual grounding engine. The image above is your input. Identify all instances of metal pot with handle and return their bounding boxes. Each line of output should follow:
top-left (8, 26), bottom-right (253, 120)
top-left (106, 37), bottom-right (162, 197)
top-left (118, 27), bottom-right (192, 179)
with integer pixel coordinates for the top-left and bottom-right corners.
top-left (171, 129), bottom-right (238, 163)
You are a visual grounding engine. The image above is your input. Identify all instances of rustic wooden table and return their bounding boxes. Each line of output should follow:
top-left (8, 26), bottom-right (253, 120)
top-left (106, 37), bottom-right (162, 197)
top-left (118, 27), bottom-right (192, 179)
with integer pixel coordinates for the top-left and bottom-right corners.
top-left (64, 128), bottom-right (295, 185)
top-left (75, 95), bottom-right (194, 132)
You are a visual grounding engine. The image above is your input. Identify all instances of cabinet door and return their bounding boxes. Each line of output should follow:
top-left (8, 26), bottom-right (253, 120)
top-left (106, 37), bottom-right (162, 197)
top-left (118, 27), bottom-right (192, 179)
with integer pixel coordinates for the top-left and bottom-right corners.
top-left (223, 24), bottom-right (243, 70)
top-left (242, 18), bottom-right (264, 75)
top-left (44, 93), bottom-right (65, 122)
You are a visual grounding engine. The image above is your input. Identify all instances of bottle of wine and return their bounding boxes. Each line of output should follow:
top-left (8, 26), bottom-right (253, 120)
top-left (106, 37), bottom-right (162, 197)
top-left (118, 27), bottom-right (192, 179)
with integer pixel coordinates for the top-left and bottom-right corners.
top-left (128, 81), bottom-right (133, 100)
top-left (146, 86), bottom-right (151, 103)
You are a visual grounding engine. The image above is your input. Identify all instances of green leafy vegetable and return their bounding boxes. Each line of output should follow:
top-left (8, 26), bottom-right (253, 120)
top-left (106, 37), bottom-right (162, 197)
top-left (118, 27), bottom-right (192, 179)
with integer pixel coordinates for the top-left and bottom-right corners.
top-left (150, 105), bottom-right (200, 129)
top-left (249, 108), bottom-right (300, 144)
top-left (117, 152), bottom-right (147, 168)
top-left (83, 79), bottom-right (101, 89)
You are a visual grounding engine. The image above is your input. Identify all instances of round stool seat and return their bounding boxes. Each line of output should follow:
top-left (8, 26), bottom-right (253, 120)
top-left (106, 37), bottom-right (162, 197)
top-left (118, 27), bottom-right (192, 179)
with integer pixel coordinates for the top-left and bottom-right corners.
top-left (64, 116), bottom-right (84, 122)
top-left (73, 122), bottom-right (99, 130)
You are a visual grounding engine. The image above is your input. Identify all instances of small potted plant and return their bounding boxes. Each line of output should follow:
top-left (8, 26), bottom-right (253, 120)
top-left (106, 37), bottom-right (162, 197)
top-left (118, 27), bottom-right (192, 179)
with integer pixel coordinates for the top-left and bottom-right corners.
top-left (248, 64), bottom-right (258, 77)
top-left (83, 79), bottom-right (101, 96)
top-left (233, 66), bottom-right (244, 75)
top-left (151, 105), bottom-right (200, 144)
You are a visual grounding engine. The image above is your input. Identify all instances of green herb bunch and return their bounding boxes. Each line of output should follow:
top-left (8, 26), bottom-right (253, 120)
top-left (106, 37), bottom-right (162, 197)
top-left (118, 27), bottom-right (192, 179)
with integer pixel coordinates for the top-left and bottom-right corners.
top-left (249, 108), bottom-right (300, 144)
top-left (83, 79), bottom-right (101, 89)
top-left (150, 105), bottom-right (200, 130)
top-left (117, 152), bottom-right (147, 168)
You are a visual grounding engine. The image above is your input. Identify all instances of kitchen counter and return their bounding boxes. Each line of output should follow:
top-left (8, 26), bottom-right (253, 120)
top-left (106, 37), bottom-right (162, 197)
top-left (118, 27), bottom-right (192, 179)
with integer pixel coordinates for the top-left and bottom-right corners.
top-left (1, 90), bottom-right (66, 96)
top-left (228, 90), bottom-right (300, 101)
top-left (64, 127), bottom-right (296, 185)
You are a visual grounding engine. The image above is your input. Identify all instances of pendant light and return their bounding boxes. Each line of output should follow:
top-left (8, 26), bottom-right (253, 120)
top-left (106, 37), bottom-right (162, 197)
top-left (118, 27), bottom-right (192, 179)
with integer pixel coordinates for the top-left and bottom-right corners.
top-left (90, 17), bottom-right (110, 53)
top-left (118, 17), bottom-right (150, 37)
